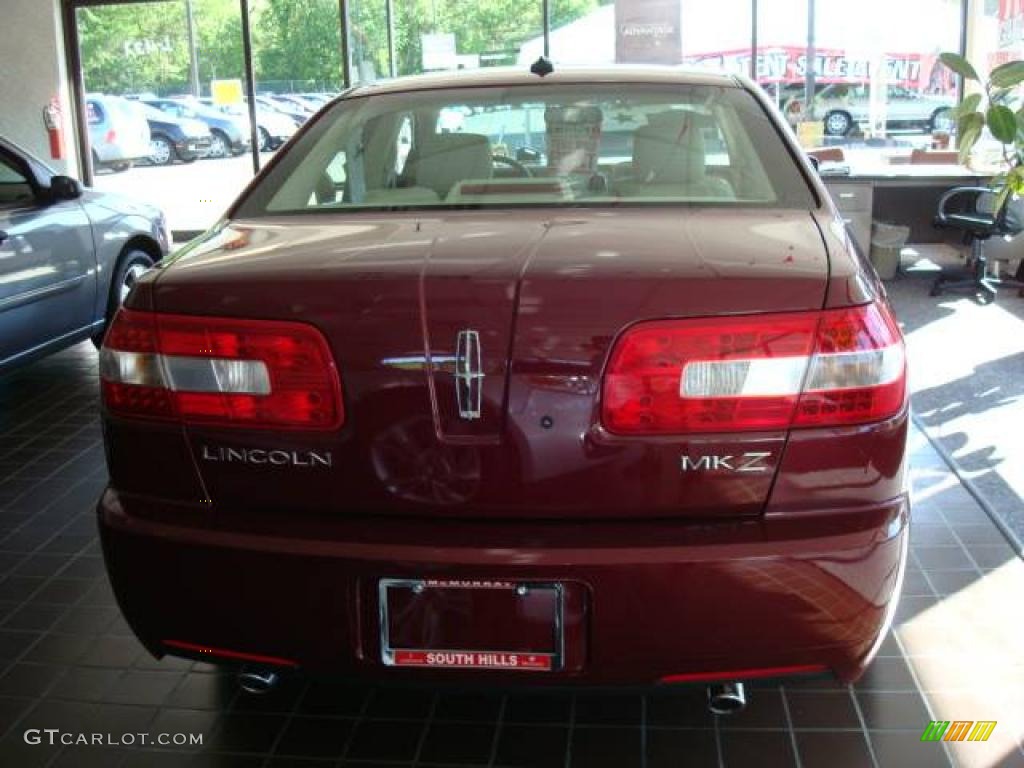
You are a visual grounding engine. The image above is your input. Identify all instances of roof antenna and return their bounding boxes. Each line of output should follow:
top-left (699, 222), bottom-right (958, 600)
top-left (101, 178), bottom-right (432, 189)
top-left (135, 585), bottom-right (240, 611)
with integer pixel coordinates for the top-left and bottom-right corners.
top-left (530, 57), bottom-right (554, 78)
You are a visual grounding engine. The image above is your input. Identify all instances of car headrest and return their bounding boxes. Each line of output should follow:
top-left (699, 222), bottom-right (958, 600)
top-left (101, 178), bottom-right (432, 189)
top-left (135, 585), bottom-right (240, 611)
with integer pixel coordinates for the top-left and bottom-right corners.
top-left (410, 133), bottom-right (492, 198)
top-left (632, 111), bottom-right (708, 185)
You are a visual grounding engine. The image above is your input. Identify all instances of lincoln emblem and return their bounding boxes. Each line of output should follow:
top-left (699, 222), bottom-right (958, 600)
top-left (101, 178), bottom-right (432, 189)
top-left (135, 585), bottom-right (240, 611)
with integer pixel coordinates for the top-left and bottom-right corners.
top-left (455, 329), bottom-right (484, 420)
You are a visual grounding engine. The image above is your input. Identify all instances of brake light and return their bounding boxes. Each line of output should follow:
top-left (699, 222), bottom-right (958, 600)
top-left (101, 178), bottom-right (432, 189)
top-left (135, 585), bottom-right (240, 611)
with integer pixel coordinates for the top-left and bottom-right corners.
top-left (105, 129), bottom-right (117, 144)
top-left (100, 309), bottom-right (343, 430)
top-left (602, 301), bottom-right (905, 434)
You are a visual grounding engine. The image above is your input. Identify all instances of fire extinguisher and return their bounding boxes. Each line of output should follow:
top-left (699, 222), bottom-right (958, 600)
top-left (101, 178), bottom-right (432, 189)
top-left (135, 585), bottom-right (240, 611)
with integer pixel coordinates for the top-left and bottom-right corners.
top-left (42, 97), bottom-right (64, 160)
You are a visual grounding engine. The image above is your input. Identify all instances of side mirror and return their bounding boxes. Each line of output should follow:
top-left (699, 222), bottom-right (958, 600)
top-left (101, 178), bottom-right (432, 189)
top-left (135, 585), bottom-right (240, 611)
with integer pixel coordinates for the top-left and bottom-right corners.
top-left (49, 175), bottom-right (82, 201)
top-left (807, 155), bottom-right (820, 173)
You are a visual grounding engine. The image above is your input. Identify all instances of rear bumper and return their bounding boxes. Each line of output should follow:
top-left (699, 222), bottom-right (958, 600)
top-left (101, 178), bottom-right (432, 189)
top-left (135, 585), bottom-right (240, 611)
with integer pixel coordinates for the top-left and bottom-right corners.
top-left (174, 137), bottom-right (211, 160)
top-left (98, 490), bottom-right (908, 686)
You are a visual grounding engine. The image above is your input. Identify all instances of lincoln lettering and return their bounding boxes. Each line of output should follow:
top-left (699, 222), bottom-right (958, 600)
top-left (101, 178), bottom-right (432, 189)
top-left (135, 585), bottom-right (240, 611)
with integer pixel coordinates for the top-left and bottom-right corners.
top-left (201, 445), bottom-right (332, 468)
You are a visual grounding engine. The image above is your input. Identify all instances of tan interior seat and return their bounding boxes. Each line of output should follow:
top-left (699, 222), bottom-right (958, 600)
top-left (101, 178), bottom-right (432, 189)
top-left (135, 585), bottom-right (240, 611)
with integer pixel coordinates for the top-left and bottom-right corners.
top-left (616, 111), bottom-right (734, 199)
top-left (407, 133), bottom-right (493, 199)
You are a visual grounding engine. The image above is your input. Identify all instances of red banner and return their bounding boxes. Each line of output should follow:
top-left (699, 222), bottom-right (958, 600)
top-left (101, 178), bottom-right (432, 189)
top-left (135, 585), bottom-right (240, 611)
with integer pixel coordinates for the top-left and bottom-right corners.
top-left (686, 47), bottom-right (945, 90)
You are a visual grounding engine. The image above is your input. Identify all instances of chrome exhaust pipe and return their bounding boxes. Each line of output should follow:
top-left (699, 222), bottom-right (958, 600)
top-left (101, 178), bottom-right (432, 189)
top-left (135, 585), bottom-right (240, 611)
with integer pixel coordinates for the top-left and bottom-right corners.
top-left (707, 681), bottom-right (746, 715)
top-left (237, 667), bottom-right (279, 694)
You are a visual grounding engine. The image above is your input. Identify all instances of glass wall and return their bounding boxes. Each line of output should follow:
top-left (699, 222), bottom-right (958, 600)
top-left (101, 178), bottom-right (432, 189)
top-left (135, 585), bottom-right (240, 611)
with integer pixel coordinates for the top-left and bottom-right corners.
top-left (72, 0), bottom-right (982, 234)
top-left (77, 0), bottom-right (254, 233)
top-left (390, 0), bottom-right (544, 79)
top-left (349, 0), bottom-right (390, 84)
top-left (539, 1), bottom-right (751, 69)
top-left (758, 0), bottom-right (961, 165)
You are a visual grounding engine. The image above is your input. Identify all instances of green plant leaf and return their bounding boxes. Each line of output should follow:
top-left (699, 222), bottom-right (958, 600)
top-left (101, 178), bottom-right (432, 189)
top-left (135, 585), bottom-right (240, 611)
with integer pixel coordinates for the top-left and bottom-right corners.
top-left (954, 93), bottom-right (982, 118)
top-left (957, 112), bottom-right (985, 163)
top-left (988, 104), bottom-right (1017, 143)
top-left (939, 52), bottom-right (980, 82)
top-left (994, 184), bottom-right (1012, 215)
top-left (990, 60), bottom-right (1024, 89)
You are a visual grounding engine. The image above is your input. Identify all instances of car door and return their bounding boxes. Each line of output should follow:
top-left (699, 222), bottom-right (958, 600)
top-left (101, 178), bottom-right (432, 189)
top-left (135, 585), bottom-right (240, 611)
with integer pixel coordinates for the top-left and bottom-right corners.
top-left (0, 147), bottom-right (95, 366)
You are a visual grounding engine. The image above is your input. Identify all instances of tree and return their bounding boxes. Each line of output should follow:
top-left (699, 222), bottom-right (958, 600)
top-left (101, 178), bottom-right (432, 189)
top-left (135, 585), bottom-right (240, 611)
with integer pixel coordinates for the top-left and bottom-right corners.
top-left (75, 0), bottom-right (608, 96)
top-left (252, 0), bottom-right (343, 90)
top-left (390, 0), bottom-right (604, 77)
top-left (78, 4), bottom-right (192, 95)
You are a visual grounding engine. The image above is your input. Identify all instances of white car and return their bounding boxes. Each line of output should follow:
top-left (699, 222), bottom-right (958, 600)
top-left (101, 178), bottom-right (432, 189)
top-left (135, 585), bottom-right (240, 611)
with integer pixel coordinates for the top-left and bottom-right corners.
top-left (86, 95), bottom-right (152, 172)
top-left (200, 99), bottom-right (298, 151)
top-left (783, 84), bottom-right (955, 137)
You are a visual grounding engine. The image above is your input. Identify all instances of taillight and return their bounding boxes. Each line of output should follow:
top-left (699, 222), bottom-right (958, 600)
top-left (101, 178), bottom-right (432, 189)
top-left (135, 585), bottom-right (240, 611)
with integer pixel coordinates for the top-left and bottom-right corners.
top-left (602, 301), bottom-right (905, 435)
top-left (105, 129), bottom-right (117, 144)
top-left (100, 309), bottom-right (343, 430)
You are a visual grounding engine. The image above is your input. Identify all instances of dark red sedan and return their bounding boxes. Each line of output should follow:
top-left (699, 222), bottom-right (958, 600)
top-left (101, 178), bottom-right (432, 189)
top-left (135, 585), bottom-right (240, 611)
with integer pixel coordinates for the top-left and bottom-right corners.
top-left (97, 66), bottom-right (908, 709)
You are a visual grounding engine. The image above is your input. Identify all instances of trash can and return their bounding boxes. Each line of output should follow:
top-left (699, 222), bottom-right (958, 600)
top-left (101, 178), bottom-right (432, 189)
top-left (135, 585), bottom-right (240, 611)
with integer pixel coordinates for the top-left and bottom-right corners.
top-left (870, 221), bottom-right (910, 280)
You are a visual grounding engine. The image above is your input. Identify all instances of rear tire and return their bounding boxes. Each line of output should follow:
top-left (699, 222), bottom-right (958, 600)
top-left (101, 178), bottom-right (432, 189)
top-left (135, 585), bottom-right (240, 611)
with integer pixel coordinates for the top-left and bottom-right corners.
top-left (824, 110), bottom-right (853, 137)
top-left (209, 129), bottom-right (229, 159)
top-left (930, 107), bottom-right (954, 134)
top-left (258, 126), bottom-right (271, 151)
top-left (91, 249), bottom-right (155, 348)
top-left (150, 135), bottom-right (174, 166)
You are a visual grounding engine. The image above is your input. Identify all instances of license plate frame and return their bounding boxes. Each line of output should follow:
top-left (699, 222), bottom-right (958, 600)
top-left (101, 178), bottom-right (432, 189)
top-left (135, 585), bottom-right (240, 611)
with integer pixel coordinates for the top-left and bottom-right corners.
top-left (379, 578), bottom-right (565, 673)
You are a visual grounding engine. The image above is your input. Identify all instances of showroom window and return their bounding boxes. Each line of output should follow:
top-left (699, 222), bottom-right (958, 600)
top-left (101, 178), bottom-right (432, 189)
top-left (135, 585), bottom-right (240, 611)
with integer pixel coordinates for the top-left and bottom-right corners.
top-left (757, 0), bottom-right (962, 165)
top-left (74, 0), bottom-right (255, 234)
top-left (349, 0), bottom-right (391, 83)
top-left (66, 0), bottom-right (988, 233)
top-left (391, 0), bottom-right (544, 78)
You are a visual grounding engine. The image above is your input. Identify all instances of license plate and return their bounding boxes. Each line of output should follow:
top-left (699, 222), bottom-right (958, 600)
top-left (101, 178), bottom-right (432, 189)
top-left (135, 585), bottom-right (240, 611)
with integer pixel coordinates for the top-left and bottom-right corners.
top-left (379, 579), bottom-right (564, 672)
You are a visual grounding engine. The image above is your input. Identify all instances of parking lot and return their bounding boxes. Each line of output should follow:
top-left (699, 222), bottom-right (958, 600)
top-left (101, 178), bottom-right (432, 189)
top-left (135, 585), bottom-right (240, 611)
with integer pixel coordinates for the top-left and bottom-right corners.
top-left (92, 154), bottom-right (269, 235)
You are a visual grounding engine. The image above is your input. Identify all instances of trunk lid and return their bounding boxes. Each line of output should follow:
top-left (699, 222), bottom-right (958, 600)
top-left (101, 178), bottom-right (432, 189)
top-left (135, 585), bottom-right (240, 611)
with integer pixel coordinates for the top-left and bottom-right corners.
top-left (149, 208), bottom-right (828, 520)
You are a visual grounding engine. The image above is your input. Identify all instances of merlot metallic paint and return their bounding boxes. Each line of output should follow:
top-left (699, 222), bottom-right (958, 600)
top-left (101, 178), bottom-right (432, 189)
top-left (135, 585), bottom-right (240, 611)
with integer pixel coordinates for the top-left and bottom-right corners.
top-left (98, 68), bottom-right (908, 686)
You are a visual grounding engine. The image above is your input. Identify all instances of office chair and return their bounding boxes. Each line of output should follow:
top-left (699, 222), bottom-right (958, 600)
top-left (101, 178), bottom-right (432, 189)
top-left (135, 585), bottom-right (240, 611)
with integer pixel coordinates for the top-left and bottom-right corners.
top-left (931, 186), bottom-right (1024, 304)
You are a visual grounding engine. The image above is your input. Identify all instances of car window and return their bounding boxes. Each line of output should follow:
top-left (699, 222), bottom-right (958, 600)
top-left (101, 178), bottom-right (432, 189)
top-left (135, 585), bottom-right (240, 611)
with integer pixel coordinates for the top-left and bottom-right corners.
top-left (87, 102), bottom-right (103, 125)
top-left (0, 155), bottom-right (35, 207)
top-left (237, 83), bottom-right (815, 216)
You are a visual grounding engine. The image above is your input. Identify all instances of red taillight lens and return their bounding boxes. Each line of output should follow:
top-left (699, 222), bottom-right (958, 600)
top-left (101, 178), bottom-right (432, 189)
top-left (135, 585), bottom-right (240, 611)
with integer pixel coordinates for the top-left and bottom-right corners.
top-left (100, 309), bottom-right (343, 430)
top-left (105, 129), bottom-right (117, 144)
top-left (602, 301), bottom-right (905, 435)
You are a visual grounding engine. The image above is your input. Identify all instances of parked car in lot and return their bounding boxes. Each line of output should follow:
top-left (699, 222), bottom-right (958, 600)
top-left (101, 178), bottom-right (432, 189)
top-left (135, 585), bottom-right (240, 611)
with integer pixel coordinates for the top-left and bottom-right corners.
top-left (141, 105), bottom-right (211, 165)
top-left (0, 136), bottom-right (167, 371)
top-left (254, 95), bottom-right (309, 128)
top-left (267, 93), bottom-right (319, 117)
top-left (144, 98), bottom-right (251, 158)
top-left (85, 94), bottom-right (151, 173)
top-left (97, 68), bottom-right (908, 704)
top-left (198, 98), bottom-right (296, 151)
top-left (781, 83), bottom-right (955, 137)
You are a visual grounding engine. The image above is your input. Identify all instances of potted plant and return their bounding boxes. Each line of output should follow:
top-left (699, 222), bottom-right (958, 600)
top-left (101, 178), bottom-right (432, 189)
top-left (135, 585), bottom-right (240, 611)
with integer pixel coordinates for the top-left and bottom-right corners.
top-left (940, 53), bottom-right (1024, 211)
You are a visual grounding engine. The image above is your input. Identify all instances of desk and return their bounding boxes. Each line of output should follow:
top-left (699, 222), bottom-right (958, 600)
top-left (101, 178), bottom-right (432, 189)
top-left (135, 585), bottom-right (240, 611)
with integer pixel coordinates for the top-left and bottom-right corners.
top-left (822, 165), bottom-right (988, 249)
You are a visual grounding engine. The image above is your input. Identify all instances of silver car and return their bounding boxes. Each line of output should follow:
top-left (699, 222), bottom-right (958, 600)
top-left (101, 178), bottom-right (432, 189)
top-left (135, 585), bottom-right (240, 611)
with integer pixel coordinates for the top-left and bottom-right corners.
top-left (86, 95), bottom-right (152, 172)
top-left (0, 136), bottom-right (168, 371)
top-left (782, 83), bottom-right (954, 137)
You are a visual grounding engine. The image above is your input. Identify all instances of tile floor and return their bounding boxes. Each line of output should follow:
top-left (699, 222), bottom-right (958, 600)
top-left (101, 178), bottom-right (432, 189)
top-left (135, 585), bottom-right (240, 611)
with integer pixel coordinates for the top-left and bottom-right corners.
top-left (0, 342), bottom-right (1022, 768)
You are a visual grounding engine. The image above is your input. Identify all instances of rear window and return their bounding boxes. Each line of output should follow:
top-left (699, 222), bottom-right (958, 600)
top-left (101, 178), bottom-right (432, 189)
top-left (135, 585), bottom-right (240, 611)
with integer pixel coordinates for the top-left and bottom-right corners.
top-left (236, 83), bottom-right (815, 216)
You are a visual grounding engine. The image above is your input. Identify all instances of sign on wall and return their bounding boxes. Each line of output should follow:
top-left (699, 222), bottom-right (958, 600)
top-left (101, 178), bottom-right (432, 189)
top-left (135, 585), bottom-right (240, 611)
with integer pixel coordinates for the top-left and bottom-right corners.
top-left (615, 0), bottom-right (681, 65)
top-left (211, 79), bottom-right (243, 105)
top-left (422, 33), bottom-right (458, 71)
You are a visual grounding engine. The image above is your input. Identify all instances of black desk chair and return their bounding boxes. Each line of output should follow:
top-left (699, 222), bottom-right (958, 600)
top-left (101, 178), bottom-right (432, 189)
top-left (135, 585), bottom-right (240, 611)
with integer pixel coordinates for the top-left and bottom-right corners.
top-left (931, 186), bottom-right (1024, 304)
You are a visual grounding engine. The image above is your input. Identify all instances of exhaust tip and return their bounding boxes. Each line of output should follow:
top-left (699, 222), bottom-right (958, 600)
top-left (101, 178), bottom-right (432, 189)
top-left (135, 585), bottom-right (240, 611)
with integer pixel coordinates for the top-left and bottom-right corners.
top-left (237, 667), bottom-right (279, 694)
top-left (707, 681), bottom-right (747, 715)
